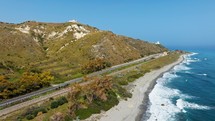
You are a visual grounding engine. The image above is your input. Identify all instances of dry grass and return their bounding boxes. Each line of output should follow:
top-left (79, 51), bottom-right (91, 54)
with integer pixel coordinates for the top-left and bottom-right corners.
top-left (0, 21), bottom-right (167, 84)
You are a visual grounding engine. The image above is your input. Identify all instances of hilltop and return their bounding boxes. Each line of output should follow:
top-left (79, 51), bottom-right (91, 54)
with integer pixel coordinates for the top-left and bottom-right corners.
top-left (0, 20), bottom-right (167, 83)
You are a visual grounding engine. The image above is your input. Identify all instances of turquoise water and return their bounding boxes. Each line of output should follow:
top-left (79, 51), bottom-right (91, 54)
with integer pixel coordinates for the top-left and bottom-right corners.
top-left (143, 49), bottom-right (215, 121)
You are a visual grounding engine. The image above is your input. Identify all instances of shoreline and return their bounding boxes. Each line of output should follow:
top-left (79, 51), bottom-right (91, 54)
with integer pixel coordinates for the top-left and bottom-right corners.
top-left (84, 55), bottom-right (184, 121)
top-left (136, 55), bottom-right (184, 121)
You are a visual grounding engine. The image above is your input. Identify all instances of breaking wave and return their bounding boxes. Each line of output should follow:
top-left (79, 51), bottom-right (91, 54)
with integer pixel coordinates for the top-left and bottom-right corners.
top-left (145, 53), bottom-right (213, 121)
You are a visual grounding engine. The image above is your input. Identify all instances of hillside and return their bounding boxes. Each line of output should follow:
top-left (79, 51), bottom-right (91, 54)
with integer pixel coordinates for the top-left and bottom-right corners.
top-left (0, 20), bottom-right (167, 83)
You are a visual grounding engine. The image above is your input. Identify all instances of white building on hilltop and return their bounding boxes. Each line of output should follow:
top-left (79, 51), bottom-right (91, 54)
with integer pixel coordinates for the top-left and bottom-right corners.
top-left (68, 19), bottom-right (78, 23)
top-left (155, 41), bottom-right (160, 45)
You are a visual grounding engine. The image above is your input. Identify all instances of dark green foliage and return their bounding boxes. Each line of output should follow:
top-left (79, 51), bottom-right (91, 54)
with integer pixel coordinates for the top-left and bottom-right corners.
top-left (118, 80), bottom-right (128, 85)
top-left (127, 73), bottom-right (144, 82)
top-left (75, 106), bottom-right (100, 119)
top-left (22, 106), bottom-right (47, 120)
top-left (75, 90), bottom-right (119, 120)
top-left (64, 115), bottom-right (73, 121)
top-left (17, 97), bottom-right (67, 120)
top-left (51, 96), bottom-right (68, 109)
top-left (16, 116), bottom-right (22, 121)
top-left (100, 91), bottom-right (119, 111)
top-left (51, 101), bottom-right (59, 109)
top-left (59, 96), bottom-right (68, 104)
top-left (26, 115), bottom-right (34, 120)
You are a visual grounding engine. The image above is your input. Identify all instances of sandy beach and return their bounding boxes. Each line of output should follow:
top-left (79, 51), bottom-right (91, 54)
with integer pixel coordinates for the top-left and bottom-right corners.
top-left (84, 55), bottom-right (184, 121)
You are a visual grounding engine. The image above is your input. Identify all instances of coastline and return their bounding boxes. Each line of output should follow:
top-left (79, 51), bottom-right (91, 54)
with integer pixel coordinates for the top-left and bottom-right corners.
top-left (84, 55), bottom-right (184, 121)
top-left (136, 55), bottom-right (184, 121)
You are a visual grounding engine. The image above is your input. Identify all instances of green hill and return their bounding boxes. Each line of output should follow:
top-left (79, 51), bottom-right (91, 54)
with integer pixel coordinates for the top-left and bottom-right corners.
top-left (0, 21), bottom-right (167, 83)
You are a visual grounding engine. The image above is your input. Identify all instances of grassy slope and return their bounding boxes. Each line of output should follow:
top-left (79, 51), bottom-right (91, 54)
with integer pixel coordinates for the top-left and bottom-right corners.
top-left (0, 21), bottom-right (167, 84)
top-left (1, 52), bottom-right (181, 121)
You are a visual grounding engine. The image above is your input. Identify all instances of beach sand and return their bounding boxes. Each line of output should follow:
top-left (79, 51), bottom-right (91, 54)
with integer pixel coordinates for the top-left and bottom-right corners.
top-left (84, 55), bottom-right (184, 121)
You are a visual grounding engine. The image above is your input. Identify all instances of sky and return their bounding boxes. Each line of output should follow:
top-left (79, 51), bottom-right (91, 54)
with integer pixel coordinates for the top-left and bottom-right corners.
top-left (0, 0), bottom-right (215, 49)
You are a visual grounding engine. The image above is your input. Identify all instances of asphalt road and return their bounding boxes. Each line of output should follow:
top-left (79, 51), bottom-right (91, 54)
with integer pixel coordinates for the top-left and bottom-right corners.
top-left (0, 53), bottom-right (161, 111)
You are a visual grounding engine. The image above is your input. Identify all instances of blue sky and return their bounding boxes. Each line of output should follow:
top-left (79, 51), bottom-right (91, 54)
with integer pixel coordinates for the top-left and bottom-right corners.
top-left (0, 0), bottom-right (215, 49)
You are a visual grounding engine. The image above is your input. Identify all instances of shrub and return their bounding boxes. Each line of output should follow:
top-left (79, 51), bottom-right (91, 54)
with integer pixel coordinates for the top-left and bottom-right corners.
top-left (22, 106), bottom-right (47, 119)
top-left (0, 71), bottom-right (53, 100)
top-left (118, 80), bottom-right (128, 85)
top-left (51, 101), bottom-right (59, 109)
top-left (16, 116), bottom-right (22, 121)
top-left (82, 58), bottom-right (111, 74)
top-left (64, 115), bottom-right (73, 121)
top-left (155, 65), bottom-right (161, 69)
top-left (112, 84), bottom-right (132, 98)
top-left (127, 73), bottom-right (144, 82)
top-left (75, 91), bottom-right (119, 119)
top-left (59, 97), bottom-right (68, 103)
top-left (29, 68), bottom-right (42, 73)
top-left (142, 69), bottom-right (150, 74)
top-left (26, 114), bottom-right (34, 120)
top-left (68, 76), bottom-right (113, 118)
top-left (51, 97), bottom-right (68, 109)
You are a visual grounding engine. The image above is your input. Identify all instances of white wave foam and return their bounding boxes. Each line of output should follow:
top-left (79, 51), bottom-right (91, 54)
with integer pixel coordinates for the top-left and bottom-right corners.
top-left (176, 99), bottom-right (211, 110)
top-left (197, 73), bottom-right (207, 76)
top-left (173, 64), bottom-right (191, 71)
top-left (147, 75), bottom-right (192, 121)
top-left (182, 53), bottom-right (200, 65)
top-left (187, 59), bottom-right (200, 63)
top-left (163, 72), bottom-right (178, 79)
top-left (146, 52), bottom-right (202, 121)
top-left (190, 52), bottom-right (198, 56)
top-left (156, 72), bottom-right (179, 85)
top-left (185, 71), bottom-right (193, 74)
top-left (147, 85), bottom-right (181, 121)
top-left (183, 58), bottom-right (199, 65)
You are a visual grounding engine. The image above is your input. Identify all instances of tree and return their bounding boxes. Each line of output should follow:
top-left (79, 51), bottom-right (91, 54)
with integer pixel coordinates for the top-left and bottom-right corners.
top-left (0, 75), bottom-right (10, 92)
top-left (68, 76), bottom-right (113, 117)
top-left (81, 58), bottom-right (111, 74)
top-left (0, 75), bottom-right (12, 99)
top-left (0, 71), bottom-right (54, 99)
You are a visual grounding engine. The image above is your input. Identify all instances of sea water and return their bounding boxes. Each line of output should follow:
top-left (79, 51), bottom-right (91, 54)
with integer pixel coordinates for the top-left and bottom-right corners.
top-left (143, 49), bottom-right (215, 121)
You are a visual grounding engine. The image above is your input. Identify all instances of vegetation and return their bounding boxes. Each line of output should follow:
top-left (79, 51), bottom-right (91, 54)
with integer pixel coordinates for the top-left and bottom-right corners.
top-left (0, 21), bottom-right (167, 85)
top-left (68, 76), bottom-right (113, 117)
top-left (113, 52), bottom-right (181, 86)
top-left (81, 58), bottom-right (111, 74)
top-left (50, 112), bottom-right (64, 121)
top-left (54, 76), bottom-right (129, 119)
top-left (75, 91), bottom-right (119, 119)
top-left (20, 106), bottom-right (47, 120)
top-left (7, 96), bottom-right (69, 121)
top-left (0, 71), bottom-right (54, 100)
top-left (1, 53), bottom-right (181, 121)
top-left (50, 97), bottom-right (68, 109)
top-left (114, 70), bottom-right (144, 86)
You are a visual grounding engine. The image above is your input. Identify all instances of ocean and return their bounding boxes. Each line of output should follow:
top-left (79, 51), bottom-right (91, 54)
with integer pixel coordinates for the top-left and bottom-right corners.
top-left (143, 49), bottom-right (215, 121)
